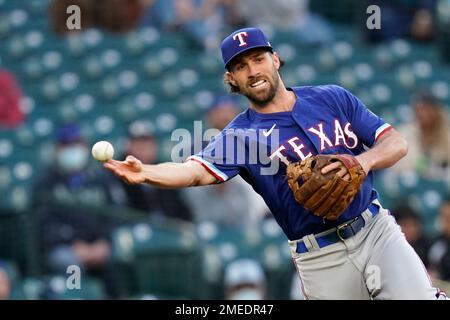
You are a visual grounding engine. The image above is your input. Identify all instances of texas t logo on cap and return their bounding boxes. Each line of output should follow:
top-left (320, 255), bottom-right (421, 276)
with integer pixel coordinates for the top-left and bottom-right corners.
top-left (233, 31), bottom-right (249, 47)
top-left (221, 27), bottom-right (273, 69)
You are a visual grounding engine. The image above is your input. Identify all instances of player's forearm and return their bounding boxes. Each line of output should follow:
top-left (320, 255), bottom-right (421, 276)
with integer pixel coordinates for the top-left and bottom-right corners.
top-left (141, 161), bottom-right (215, 188)
top-left (356, 128), bottom-right (408, 173)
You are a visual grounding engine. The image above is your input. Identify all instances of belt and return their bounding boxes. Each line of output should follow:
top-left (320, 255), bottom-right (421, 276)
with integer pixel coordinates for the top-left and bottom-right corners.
top-left (296, 202), bottom-right (380, 254)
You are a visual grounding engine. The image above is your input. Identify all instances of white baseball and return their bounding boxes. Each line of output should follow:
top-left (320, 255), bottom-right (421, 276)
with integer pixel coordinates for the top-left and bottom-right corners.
top-left (91, 141), bottom-right (114, 162)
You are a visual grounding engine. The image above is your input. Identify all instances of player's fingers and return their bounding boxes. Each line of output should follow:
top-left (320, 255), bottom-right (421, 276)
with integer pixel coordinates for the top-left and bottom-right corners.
top-left (109, 159), bottom-right (123, 166)
top-left (321, 162), bottom-right (341, 174)
top-left (124, 155), bottom-right (140, 168)
top-left (103, 162), bottom-right (117, 171)
top-left (336, 167), bottom-right (348, 178)
top-left (104, 160), bottom-right (118, 168)
top-left (125, 155), bottom-right (137, 163)
top-left (342, 173), bottom-right (350, 181)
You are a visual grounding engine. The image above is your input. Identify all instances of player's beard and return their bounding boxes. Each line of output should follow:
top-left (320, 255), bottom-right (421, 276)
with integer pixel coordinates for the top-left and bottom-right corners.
top-left (238, 68), bottom-right (280, 107)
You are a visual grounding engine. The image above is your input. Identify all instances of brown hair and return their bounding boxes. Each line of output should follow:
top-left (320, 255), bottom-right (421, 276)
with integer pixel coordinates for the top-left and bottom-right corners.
top-left (223, 54), bottom-right (285, 94)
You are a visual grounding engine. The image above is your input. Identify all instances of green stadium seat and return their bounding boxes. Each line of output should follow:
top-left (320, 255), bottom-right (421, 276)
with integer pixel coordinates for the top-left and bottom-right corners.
top-left (389, 39), bottom-right (412, 61)
top-left (40, 50), bottom-right (62, 72)
top-left (41, 76), bottom-right (62, 102)
top-left (83, 55), bottom-right (104, 79)
top-left (74, 93), bottom-right (96, 114)
top-left (14, 277), bottom-right (46, 300)
top-left (65, 34), bottom-right (88, 58)
top-left (44, 275), bottom-right (107, 300)
top-left (24, 29), bottom-right (44, 51)
top-left (197, 53), bottom-right (222, 75)
top-left (125, 32), bottom-right (145, 57)
top-left (431, 80), bottom-right (449, 102)
top-left (23, 56), bottom-right (45, 81)
top-left (59, 72), bottom-right (80, 93)
top-left (7, 8), bottom-right (29, 30)
top-left (376, 170), bottom-right (449, 235)
top-left (27, 0), bottom-right (50, 17)
top-left (82, 29), bottom-right (104, 49)
top-left (117, 70), bottom-right (139, 91)
top-left (6, 35), bottom-right (26, 59)
top-left (111, 223), bottom-right (204, 298)
top-left (115, 97), bottom-right (139, 123)
top-left (93, 115), bottom-right (116, 136)
top-left (100, 75), bottom-right (121, 101)
top-left (332, 41), bottom-right (354, 63)
top-left (0, 138), bottom-right (13, 161)
top-left (136, 27), bottom-right (162, 51)
top-left (0, 13), bottom-right (11, 39)
top-left (0, 210), bottom-right (40, 275)
top-left (142, 54), bottom-right (163, 78)
top-left (316, 48), bottom-right (338, 72)
top-left (100, 49), bottom-right (122, 70)
top-left (373, 45), bottom-right (394, 70)
top-left (413, 179), bottom-right (449, 234)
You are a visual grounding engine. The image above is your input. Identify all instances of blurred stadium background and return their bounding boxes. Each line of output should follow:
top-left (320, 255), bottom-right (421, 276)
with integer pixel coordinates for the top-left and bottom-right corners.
top-left (0, 0), bottom-right (449, 299)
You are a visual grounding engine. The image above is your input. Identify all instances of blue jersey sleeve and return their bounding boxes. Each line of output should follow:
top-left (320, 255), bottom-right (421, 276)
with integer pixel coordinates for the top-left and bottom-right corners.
top-left (187, 130), bottom-right (241, 183)
top-left (330, 85), bottom-right (391, 147)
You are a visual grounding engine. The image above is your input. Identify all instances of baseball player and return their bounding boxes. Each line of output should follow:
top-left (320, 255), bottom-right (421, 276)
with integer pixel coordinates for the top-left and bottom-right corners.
top-left (104, 27), bottom-right (447, 299)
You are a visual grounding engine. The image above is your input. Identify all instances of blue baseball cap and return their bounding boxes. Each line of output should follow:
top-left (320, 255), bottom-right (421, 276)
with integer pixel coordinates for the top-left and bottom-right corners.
top-left (221, 27), bottom-right (273, 69)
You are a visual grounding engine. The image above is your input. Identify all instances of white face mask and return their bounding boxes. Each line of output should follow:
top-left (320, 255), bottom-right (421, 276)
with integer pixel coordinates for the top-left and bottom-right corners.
top-left (57, 145), bottom-right (89, 172)
top-left (229, 288), bottom-right (264, 300)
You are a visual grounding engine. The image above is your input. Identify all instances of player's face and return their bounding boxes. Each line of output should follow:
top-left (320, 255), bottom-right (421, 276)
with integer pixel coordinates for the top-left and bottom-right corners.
top-left (228, 49), bottom-right (280, 106)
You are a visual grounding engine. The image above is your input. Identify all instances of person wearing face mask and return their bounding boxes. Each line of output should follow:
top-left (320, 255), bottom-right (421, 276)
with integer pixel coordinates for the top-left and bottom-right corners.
top-left (32, 123), bottom-right (127, 298)
top-left (224, 259), bottom-right (267, 300)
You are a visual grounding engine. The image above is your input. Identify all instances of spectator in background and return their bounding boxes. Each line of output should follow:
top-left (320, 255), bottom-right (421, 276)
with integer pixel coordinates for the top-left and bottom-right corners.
top-left (140, 0), bottom-right (241, 51)
top-left (224, 259), bottom-right (266, 300)
top-left (437, 0), bottom-right (450, 63)
top-left (391, 91), bottom-right (450, 181)
top-left (182, 95), bottom-right (270, 226)
top-left (49, 0), bottom-right (142, 35)
top-left (0, 69), bottom-right (24, 129)
top-left (32, 123), bottom-right (126, 297)
top-left (364, 0), bottom-right (437, 43)
top-left (391, 203), bottom-right (433, 268)
top-left (49, 0), bottom-right (96, 34)
top-left (95, 0), bottom-right (142, 33)
top-left (0, 262), bottom-right (11, 300)
top-left (429, 198), bottom-right (450, 281)
top-left (235, 0), bottom-right (334, 45)
top-left (119, 120), bottom-right (193, 222)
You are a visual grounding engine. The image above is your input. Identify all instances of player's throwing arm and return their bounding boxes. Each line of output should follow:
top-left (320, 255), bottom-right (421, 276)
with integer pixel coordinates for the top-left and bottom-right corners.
top-left (102, 154), bottom-right (217, 188)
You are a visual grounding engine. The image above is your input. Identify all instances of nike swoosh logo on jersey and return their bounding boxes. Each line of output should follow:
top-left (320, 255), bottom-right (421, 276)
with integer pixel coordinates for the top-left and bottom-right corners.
top-left (263, 124), bottom-right (277, 137)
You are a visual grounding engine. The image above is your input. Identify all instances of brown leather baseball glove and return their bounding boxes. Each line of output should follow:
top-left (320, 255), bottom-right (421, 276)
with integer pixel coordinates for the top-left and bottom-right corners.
top-left (286, 154), bottom-right (366, 221)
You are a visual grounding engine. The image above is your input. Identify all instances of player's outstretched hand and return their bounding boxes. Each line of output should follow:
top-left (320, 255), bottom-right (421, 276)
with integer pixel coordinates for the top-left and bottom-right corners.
top-left (103, 155), bottom-right (146, 184)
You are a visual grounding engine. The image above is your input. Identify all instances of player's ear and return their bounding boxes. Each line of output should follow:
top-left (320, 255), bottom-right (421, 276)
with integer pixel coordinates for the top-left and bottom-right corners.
top-left (224, 71), bottom-right (237, 87)
top-left (272, 52), bottom-right (281, 70)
